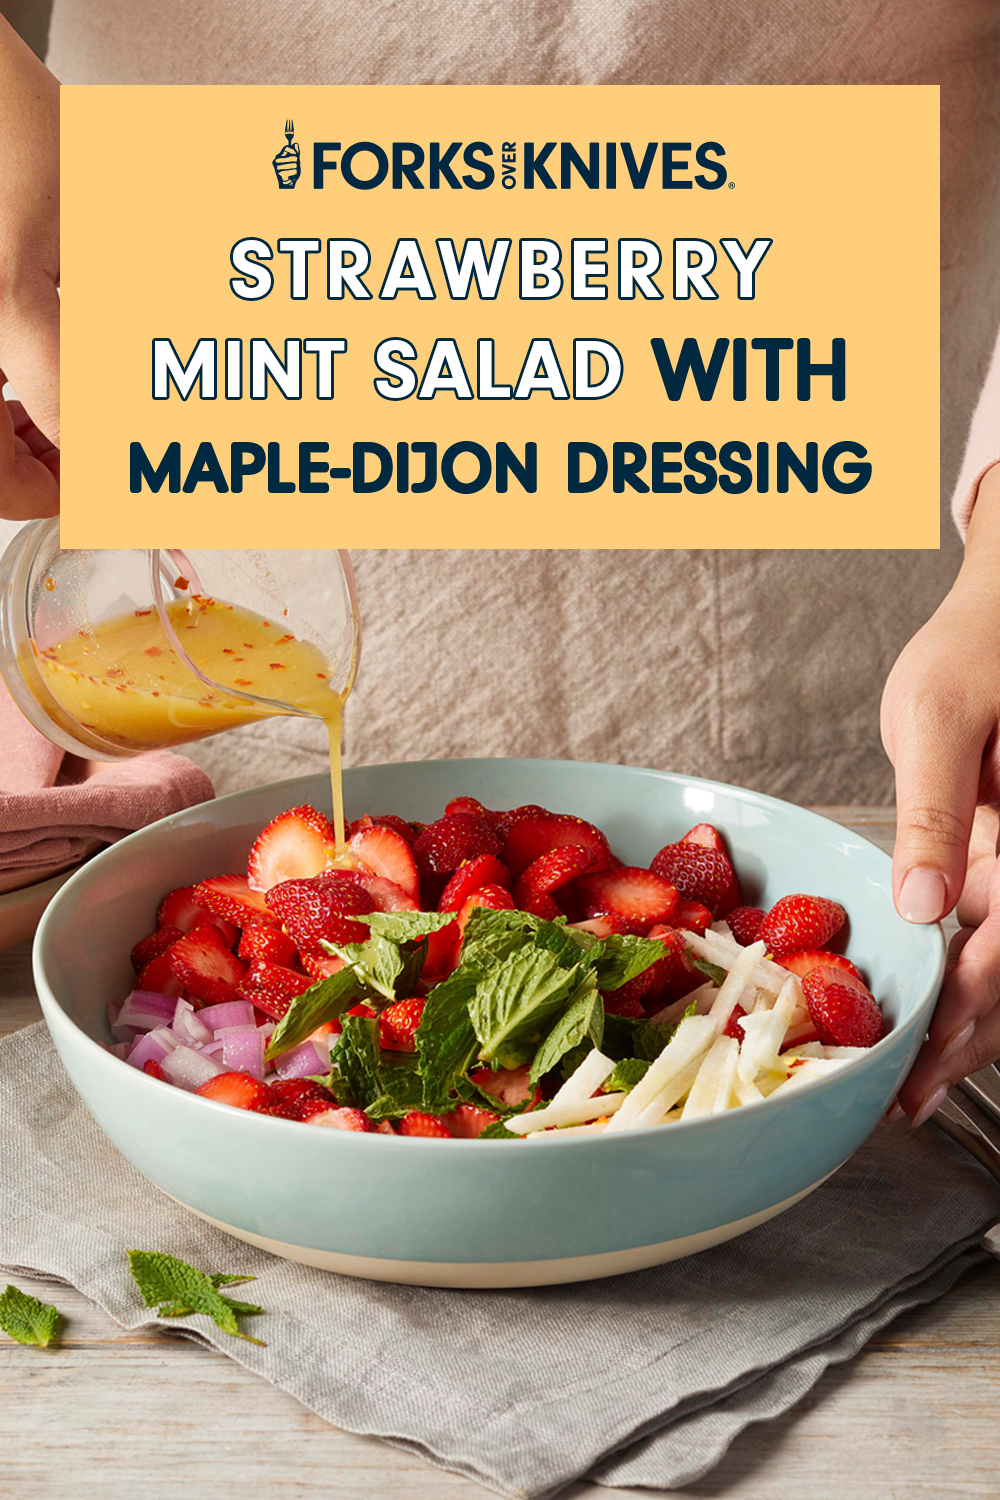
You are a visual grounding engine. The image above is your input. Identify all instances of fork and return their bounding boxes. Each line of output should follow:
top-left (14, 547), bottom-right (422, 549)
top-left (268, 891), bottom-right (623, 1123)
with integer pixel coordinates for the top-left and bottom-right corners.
top-left (285, 119), bottom-right (295, 146)
top-left (932, 1076), bottom-right (1000, 1257)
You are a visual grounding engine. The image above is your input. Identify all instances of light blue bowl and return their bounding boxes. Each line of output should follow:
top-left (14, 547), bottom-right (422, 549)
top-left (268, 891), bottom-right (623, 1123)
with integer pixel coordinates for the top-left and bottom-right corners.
top-left (34, 759), bottom-right (944, 1287)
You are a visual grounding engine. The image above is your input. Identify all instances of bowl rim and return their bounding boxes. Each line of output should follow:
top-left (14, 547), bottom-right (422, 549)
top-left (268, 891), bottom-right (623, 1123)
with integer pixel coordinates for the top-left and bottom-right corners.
top-left (33, 758), bottom-right (946, 1149)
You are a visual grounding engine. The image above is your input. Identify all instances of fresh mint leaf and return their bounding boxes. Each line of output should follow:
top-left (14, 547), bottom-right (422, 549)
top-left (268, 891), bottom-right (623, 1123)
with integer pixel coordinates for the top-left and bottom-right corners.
top-left (529, 971), bottom-right (603, 1083)
top-left (358, 910), bottom-right (457, 942)
top-left (265, 967), bottom-right (363, 1060)
top-left (127, 1251), bottom-right (265, 1345)
top-left (692, 954), bottom-right (727, 987)
top-left (415, 969), bottom-right (481, 1112)
top-left (320, 935), bottom-right (403, 1000)
top-left (593, 935), bottom-right (668, 991)
top-left (366, 1057), bottom-right (426, 1121)
top-left (632, 1001), bottom-right (698, 1061)
top-left (0, 1285), bottom-right (61, 1348)
top-left (605, 1058), bottom-right (650, 1093)
top-left (331, 1015), bottom-right (382, 1108)
top-left (470, 946), bottom-right (585, 1067)
top-left (478, 1118), bottom-right (521, 1139)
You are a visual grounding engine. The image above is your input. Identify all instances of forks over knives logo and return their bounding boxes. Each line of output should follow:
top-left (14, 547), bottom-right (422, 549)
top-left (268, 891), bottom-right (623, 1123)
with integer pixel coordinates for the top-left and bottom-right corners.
top-left (273, 118), bottom-right (301, 189)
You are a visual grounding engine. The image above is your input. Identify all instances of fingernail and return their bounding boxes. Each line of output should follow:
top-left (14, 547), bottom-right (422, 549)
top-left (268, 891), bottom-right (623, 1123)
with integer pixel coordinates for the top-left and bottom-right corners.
top-left (940, 1020), bottom-right (976, 1064)
top-left (886, 1102), bottom-right (906, 1123)
top-left (898, 868), bottom-right (947, 924)
top-left (912, 1083), bottom-right (949, 1129)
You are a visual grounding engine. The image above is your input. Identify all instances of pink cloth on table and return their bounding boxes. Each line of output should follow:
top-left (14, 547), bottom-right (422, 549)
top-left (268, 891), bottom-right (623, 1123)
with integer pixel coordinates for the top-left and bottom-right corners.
top-left (952, 331), bottom-right (1000, 538)
top-left (0, 677), bottom-right (214, 883)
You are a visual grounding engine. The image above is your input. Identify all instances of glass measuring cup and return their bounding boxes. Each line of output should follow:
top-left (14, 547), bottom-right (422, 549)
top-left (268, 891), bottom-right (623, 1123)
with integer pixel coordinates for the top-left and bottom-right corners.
top-left (0, 520), bottom-right (360, 763)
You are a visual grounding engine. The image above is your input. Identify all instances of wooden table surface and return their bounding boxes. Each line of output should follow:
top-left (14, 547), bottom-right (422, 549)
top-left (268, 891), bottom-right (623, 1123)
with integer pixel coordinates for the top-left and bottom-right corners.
top-left (2, 807), bottom-right (999, 1500)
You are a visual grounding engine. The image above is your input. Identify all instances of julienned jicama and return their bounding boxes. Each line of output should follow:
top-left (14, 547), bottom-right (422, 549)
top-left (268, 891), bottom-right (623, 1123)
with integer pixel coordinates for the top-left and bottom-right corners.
top-left (103, 796), bottom-right (888, 1138)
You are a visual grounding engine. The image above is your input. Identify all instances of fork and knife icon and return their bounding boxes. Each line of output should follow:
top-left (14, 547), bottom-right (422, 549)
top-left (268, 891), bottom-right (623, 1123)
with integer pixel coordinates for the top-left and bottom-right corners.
top-left (273, 118), bottom-right (301, 189)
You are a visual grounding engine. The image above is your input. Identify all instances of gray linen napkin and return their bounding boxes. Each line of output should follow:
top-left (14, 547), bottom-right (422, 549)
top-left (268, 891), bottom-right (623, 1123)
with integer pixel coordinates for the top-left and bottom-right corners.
top-left (2, 1023), bottom-right (998, 1500)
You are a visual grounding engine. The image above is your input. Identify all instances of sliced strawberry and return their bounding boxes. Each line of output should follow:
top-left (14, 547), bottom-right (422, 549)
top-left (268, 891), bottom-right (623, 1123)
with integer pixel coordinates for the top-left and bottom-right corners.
top-left (346, 1002), bottom-right (377, 1019)
top-left (302, 1103), bottom-right (375, 1130)
top-left (196, 1071), bottom-right (272, 1111)
top-left (681, 823), bottom-right (726, 851)
top-left (603, 991), bottom-right (645, 1018)
top-left (777, 949), bottom-right (864, 985)
top-left (265, 873), bottom-right (375, 950)
top-left (445, 796), bottom-right (499, 829)
top-left (378, 996), bottom-right (426, 1053)
top-left (157, 884), bottom-right (236, 940)
top-left (372, 814), bottom-right (419, 847)
top-left (352, 872), bottom-right (420, 913)
top-left (238, 958), bottom-right (313, 1020)
top-left (501, 812), bottom-right (611, 881)
top-left (413, 814), bottom-right (502, 904)
top-left (143, 1058), bottom-right (166, 1081)
top-left (168, 926), bottom-right (246, 1005)
top-left (801, 969), bottom-right (885, 1048)
top-left (458, 884), bottom-right (516, 935)
top-left (469, 1064), bottom-right (542, 1110)
top-left (569, 914), bottom-right (628, 938)
top-left (195, 873), bottom-right (280, 931)
top-left (673, 899), bottom-right (712, 936)
top-left (723, 1003), bottom-right (747, 1039)
top-left (136, 950), bottom-right (185, 998)
top-left (441, 1102), bottom-right (500, 1138)
top-left (514, 845), bottom-right (597, 916)
top-left (646, 924), bottom-right (705, 1001)
top-left (238, 925), bottom-right (298, 967)
top-left (649, 843), bottom-right (740, 918)
top-left (572, 867), bottom-right (678, 935)
top-left (438, 854), bottom-right (511, 913)
top-left (726, 905), bottom-right (767, 946)
top-left (301, 951), bottom-right (346, 981)
top-left (247, 804), bottom-right (338, 893)
top-left (492, 804), bottom-right (549, 841)
top-left (348, 824), bottom-right (420, 904)
top-left (758, 895), bottom-right (847, 957)
top-left (266, 1077), bottom-right (337, 1119)
top-left (130, 925), bottom-right (183, 974)
top-left (398, 1111), bottom-right (454, 1138)
top-left (423, 916), bottom-right (462, 983)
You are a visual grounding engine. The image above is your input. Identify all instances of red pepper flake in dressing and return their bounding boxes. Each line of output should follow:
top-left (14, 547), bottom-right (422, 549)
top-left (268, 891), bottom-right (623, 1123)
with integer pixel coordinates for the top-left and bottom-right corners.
top-left (222, 648), bottom-right (234, 654)
top-left (174, 576), bottom-right (189, 590)
top-left (235, 679), bottom-right (253, 687)
top-left (275, 634), bottom-right (294, 645)
top-left (316, 672), bottom-right (327, 680)
top-left (269, 662), bottom-right (285, 670)
top-left (134, 608), bottom-right (152, 617)
top-left (144, 647), bottom-right (162, 657)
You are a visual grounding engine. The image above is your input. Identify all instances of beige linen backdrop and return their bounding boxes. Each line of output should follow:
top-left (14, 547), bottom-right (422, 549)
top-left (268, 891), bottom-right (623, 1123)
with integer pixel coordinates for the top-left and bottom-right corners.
top-left (20, 0), bottom-right (1000, 802)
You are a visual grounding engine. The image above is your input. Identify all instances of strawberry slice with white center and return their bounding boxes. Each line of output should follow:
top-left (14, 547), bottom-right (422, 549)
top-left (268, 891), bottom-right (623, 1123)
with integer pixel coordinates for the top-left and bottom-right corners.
top-left (572, 866), bottom-right (679, 935)
top-left (776, 949), bottom-right (864, 985)
top-left (303, 1103), bottom-right (376, 1130)
top-left (801, 967), bottom-right (885, 1048)
top-left (501, 811), bottom-right (612, 880)
top-left (514, 845), bottom-right (597, 917)
top-left (157, 884), bottom-right (237, 941)
top-left (438, 854), bottom-right (511, 913)
top-left (167, 926), bottom-right (246, 1005)
top-left (351, 871), bottom-right (419, 913)
top-left (196, 1071), bottom-right (272, 1111)
top-left (681, 823), bottom-right (726, 851)
top-left (195, 874), bottom-right (281, 930)
top-left (247, 804), bottom-right (338, 893)
top-left (348, 823), bottom-right (420, 904)
top-left (441, 1103), bottom-right (500, 1138)
top-left (469, 1064), bottom-right (542, 1111)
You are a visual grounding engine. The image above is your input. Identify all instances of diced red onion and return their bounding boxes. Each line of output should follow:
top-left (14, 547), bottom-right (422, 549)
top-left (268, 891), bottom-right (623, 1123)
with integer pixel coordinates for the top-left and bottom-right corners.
top-left (126, 1031), bottom-right (171, 1070)
top-left (199, 1000), bottom-right (255, 1033)
top-left (106, 999), bottom-right (122, 1027)
top-left (222, 1028), bottom-right (266, 1080)
top-left (173, 1001), bottom-right (214, 1047)
top-left (111, 1020), bottom-right (139, 1044)
top-left (118, 990), bottom-right (180, 1033)
top-left (201, 1039), bottom-right (226, 1059)
top-left (161, 1044), bottom-right (224, 1092)
top-left (215, 1024), bottom-right (259, 1037)
top-left (112, 1041), bottom-right (131, 1060)
top-left (273, 1039), bottom-right (326, 1081)
top-left (146, 1025), bottom-right (180, 1055)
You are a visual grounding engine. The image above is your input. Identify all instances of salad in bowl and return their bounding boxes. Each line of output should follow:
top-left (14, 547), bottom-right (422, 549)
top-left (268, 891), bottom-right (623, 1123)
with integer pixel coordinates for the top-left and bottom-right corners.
top-left (105, 793), bottom-right (889, 1140)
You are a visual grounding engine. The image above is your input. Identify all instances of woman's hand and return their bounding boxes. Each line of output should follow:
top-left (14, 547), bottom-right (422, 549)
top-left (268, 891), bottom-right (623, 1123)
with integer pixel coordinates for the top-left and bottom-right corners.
top-left (881, 464), bottom-right (1000, 1124)
top-left (0, 17), bottom-right (59, 520)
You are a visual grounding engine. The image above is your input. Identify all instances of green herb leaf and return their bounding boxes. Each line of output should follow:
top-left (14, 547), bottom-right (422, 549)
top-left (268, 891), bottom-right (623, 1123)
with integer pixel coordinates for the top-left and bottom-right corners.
top-left (691, 954), bottom-right (727, 987)
top-left (358, 910), bottom-right (457, 942)
top-left (320, 935), bottom-right (404, 1001)
top-left (470, 946), bottom-right (585, 1067)
top-left (529, 970), bottom-right (603, 1083)
top-left (632, 1001), bottom-right (698, 1061)
top-left (127, 1251), bottom-right (265, 1345)
top-left (604, 1057), bottom-right (651, 1093)
top-left (0, 1285), bottom-right (62, 1348)
top-left (593, 934), bottom-right (668, 991)
top-left (265, 967), bottom-right (363, 1060)
top-left (478, 1118), bottom-right (521, 1139)
top-left (415, 969), bottom-right (481, 1112)
top-left (366, 1058), bottom-right (427, 1121)
top-left (331, 1015), bottom-right (382, 1109)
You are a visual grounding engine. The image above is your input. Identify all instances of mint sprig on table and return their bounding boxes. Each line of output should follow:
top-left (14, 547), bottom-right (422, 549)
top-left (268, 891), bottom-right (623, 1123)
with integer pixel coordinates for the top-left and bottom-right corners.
top-left (0, 1284), bottom-right (62, 1348)
top-left (127, 1250), bottom-right (266, 1345)
top-left (265, 903), bottom-right (672, 1121)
